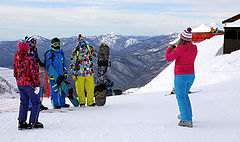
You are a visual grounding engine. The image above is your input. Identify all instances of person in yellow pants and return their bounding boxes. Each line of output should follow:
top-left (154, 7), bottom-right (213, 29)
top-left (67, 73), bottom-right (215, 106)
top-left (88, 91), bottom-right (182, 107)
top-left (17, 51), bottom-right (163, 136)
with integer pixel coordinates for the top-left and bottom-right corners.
top-left (70, 34), bottom-right (98, 106)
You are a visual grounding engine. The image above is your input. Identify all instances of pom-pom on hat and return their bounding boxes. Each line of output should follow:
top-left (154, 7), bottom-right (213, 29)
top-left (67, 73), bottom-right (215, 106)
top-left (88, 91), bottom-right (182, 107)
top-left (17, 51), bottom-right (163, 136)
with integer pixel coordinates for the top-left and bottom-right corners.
top-left (17, 42), bottom-right (30, 52)
top-left (180, 27), bottom-right (192, 41)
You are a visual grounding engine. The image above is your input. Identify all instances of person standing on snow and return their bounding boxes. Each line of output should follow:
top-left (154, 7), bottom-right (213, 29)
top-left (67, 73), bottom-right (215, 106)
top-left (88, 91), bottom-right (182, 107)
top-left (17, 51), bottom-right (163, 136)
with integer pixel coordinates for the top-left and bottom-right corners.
top-left (45, 37), bottom-right (70, 109)
top-left (14, 42), bottom-right (43, 130)
top-left (25, 36), bottom-right (48, 111)
top-left (165, 27), bottom-right (198, 127)
top-left (70, 34), bottom-right (97, 107)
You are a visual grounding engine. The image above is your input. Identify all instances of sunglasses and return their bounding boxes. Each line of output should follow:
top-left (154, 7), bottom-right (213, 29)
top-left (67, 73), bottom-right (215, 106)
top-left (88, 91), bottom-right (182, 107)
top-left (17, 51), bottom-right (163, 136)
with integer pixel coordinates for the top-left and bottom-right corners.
top-left (52, 42), bottom-right (61, 47)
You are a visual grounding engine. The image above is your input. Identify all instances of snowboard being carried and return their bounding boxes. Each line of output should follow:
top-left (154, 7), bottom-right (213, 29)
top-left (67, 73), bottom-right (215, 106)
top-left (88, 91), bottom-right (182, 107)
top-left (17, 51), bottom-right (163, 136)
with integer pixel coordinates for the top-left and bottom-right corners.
top-left (48, 65), bottom-right (79, 107)
top-left (95, 43), bottom-right (110, 106)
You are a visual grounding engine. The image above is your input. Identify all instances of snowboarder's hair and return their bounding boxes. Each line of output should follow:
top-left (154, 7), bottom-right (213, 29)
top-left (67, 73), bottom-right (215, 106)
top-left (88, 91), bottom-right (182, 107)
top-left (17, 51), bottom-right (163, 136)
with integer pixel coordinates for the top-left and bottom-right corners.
top-left (177, 38), bottom-right (186, 46)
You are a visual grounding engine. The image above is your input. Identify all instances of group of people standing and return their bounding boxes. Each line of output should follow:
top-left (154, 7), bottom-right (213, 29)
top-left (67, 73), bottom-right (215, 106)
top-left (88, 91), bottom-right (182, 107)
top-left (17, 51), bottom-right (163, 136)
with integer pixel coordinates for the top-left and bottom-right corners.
top-left (14, 34), bottom-right (98, 130)
top-left (13, 27), bottom-right (198, 130)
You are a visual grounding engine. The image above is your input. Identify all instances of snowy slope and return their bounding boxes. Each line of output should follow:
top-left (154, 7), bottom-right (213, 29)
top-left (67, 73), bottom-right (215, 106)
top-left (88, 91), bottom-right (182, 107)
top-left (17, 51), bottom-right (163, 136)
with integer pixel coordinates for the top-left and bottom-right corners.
top-left (0, 67), bottom-right (18, 98)
top-left (1, 73), bottom-right (240, 142)
top-left (138, 35), bottom-right (226, 93)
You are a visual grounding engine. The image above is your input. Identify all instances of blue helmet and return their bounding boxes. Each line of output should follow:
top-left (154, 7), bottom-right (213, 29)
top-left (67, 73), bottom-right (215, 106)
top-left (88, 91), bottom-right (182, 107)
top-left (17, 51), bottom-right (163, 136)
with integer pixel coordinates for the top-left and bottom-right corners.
top-left (25, 36), bottom-right (37, 44)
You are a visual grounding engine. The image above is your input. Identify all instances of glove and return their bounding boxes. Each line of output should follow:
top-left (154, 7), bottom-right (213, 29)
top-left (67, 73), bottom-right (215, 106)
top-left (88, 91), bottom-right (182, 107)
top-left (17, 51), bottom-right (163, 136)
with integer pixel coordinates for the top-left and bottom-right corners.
top-left (34, 87), bottom-right (40, 95)
top-left (64, 74), bottom-right (68, 79)
top-left (68, 88), bottom-right (74, 100)
top-left (72, 75), bottom-right (77, 81)
top-left (49, 76), bottom-right (54, 80)
top-left (57, 75), bottom-right (64, 85)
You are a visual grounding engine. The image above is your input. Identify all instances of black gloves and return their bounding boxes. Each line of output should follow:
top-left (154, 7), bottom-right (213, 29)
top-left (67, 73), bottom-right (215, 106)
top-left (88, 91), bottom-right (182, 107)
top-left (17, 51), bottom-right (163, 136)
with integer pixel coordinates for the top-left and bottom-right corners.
top-left (57, 75), bottom-right (64, 86)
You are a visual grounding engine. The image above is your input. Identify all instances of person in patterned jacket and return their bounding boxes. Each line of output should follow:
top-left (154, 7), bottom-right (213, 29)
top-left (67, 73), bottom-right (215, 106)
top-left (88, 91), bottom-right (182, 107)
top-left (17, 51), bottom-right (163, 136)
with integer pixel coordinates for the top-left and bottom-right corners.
top-left (13, 42), bottom-right (43, 130)
top-left (70, 34), bottom-right (98, 106)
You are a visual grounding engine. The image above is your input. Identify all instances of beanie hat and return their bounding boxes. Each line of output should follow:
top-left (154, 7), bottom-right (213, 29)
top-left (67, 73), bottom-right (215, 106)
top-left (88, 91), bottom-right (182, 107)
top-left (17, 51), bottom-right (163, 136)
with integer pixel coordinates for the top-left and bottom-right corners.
top-left (180, 27), bottom-right (192, 42)
top-left (17, 42), bottom-right (30, 52)
top-left (51, 37), bottom-right (60, 44)
top-left (78, 34), bottom-right (86, 47)
top-left (25, 36), bottom-right (36, 45)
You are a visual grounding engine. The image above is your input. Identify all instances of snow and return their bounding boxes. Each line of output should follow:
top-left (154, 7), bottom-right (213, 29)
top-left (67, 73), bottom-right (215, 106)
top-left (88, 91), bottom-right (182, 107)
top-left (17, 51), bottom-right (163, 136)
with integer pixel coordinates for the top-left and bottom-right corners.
top-left (169, 23), bottom-right (222, 45)
top-left (192, 24), bottom-right (211, 32)
top-left (125, 38), bottom-right (139, 47)
top-left (100, 32), bottom-right (120, 48)
top-left (1, 25), bottom-right (240, 141)
top-left (192, 23), bottom-right (224, 33)
top-left (225, 19), bottom-right (240, 27)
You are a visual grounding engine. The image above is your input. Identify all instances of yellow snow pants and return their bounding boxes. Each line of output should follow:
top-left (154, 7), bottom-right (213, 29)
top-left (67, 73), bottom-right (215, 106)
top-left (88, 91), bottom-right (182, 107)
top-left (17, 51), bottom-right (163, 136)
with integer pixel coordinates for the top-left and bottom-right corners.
top-left (75, 76), bottom-right (95, 106)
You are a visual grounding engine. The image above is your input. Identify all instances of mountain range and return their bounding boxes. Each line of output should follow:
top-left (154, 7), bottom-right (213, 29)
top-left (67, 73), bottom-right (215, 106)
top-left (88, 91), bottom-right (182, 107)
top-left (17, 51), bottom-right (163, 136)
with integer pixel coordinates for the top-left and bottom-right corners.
top-left (0, 33), bottom-right (178, 91)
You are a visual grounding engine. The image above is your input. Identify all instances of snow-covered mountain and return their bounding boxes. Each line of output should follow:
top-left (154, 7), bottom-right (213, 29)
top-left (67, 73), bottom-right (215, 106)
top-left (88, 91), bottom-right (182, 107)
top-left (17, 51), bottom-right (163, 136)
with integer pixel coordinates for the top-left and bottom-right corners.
top-left (1, 25), bottom-right (240, 142)
top-left (87, 32), bottom-right (151, 51)
top-left (0, 33), bottom-right (177, 91)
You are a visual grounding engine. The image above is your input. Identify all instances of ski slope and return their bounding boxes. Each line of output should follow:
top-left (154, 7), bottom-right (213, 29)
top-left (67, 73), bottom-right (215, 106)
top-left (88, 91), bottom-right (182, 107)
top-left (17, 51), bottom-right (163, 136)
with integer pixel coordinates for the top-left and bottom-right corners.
top-left (1, 28), bottom-right (240, 141)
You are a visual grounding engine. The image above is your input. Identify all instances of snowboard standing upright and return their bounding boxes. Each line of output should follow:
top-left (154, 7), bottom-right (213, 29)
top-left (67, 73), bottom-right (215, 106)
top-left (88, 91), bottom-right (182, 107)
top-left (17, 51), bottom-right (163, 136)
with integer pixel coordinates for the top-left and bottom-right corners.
top-left (95, 43), bottom-right (110, 106)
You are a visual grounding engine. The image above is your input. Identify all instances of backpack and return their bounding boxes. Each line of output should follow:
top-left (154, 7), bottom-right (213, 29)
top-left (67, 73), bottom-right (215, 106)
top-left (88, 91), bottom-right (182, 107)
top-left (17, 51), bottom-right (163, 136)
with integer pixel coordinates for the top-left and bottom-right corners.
top-left (43, 50), bottom-right (64, 68)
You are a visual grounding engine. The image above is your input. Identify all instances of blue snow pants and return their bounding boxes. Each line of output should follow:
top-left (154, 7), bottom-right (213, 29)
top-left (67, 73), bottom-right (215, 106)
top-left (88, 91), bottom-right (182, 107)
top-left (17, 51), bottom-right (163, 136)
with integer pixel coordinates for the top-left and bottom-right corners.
top-left (18, 86), bottom-right (41, 123)
top-left (174, 74), bottom-right (195, 122)
top-left (49, 80), bottom-right (66, 108)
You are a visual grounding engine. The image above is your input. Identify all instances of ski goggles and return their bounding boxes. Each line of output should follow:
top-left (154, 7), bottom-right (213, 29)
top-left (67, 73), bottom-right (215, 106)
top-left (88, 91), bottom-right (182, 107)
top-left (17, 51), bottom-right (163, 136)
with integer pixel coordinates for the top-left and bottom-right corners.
top-left (51, 42), bottom-right (61, 47)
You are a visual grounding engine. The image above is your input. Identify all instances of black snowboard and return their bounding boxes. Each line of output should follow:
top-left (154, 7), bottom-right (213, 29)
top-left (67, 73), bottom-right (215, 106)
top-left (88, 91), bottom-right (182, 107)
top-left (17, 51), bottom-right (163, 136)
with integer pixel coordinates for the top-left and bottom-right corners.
top-left (95, 43), bottom-right (110, 106)
top-left (113, 89), bottom-right (122, 95)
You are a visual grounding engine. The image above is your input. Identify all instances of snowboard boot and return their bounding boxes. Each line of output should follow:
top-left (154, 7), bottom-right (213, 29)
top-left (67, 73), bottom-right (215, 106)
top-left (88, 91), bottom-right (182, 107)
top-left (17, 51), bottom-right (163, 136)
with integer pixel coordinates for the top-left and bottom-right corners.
top-left (60, 104), bottom-right (70, 108)
top-left (54, 106), bottom-right (61, 109)
top-left (18, 120), bottom-right (32, 130)
top-left (80, 104), bottom-right (85, 107)
top-left (89, 103), bottom-right (96, 107)
top-left (171, 87), bottom-right (176, 94)
top-left (28, 107), bottom-right (32, 111)
top-left (40, 105), bottom-right (48, 111)
top-left (178, 121), bottom-right (193, 128)
top-left (30, 122), bottom-right (44, 129)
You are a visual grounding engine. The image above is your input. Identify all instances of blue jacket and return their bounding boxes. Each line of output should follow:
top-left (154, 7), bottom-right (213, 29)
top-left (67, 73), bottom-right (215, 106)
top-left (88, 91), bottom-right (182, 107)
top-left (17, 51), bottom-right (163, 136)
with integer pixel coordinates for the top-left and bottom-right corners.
top-left (45, 47), bottom-right (68, 76)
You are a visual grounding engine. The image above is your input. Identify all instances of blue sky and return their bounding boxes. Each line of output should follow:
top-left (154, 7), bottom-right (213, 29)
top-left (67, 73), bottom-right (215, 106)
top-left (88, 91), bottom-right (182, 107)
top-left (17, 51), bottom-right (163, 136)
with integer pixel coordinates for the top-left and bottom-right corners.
top-left (0, 0), bottom-right (239, 40)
